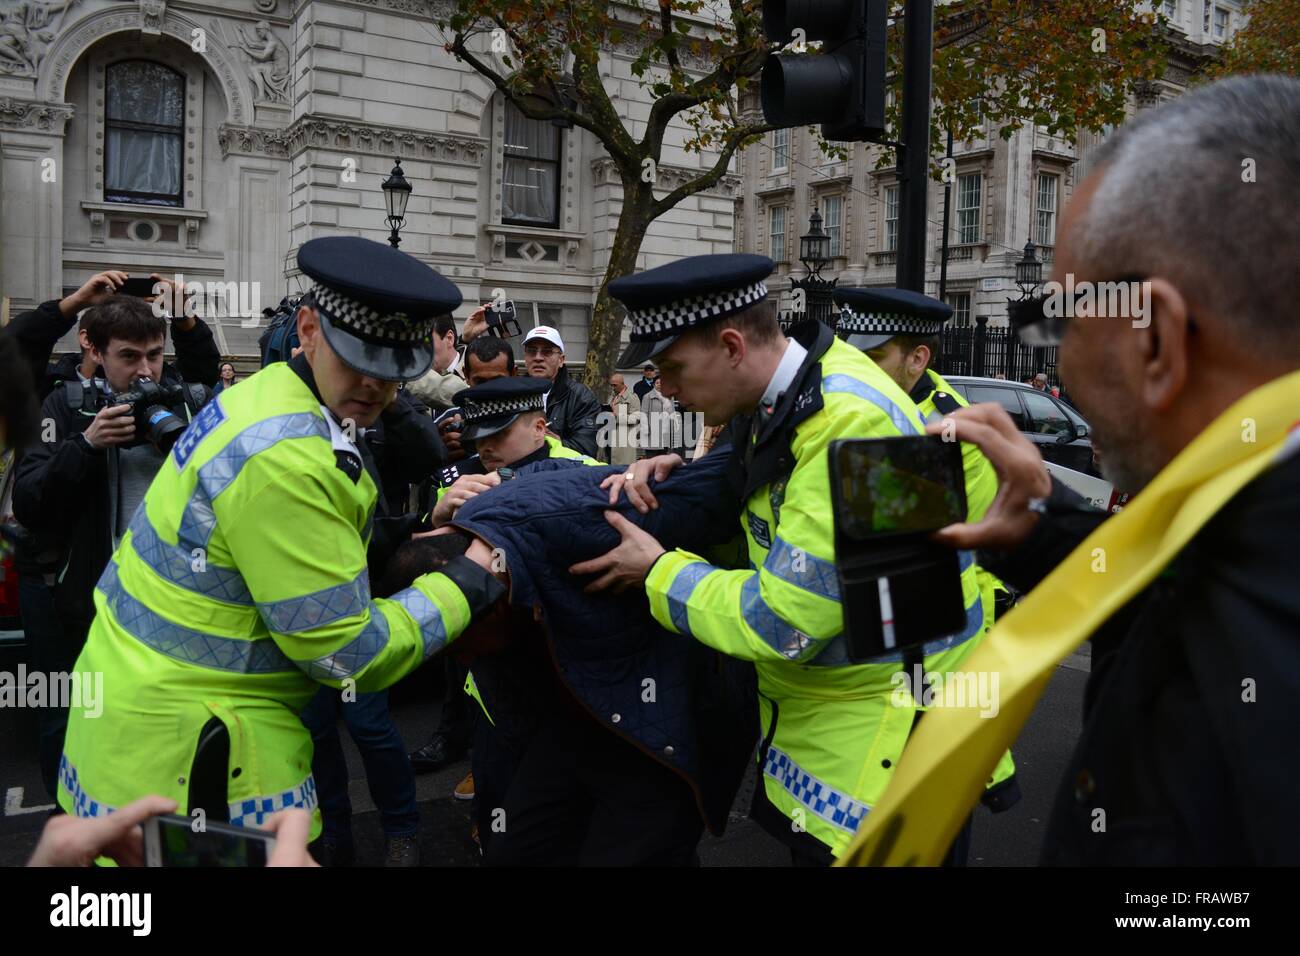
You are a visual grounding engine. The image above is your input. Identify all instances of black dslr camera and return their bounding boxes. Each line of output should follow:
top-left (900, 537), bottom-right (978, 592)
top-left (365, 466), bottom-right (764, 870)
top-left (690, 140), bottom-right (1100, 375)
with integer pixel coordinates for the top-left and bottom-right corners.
top-left (109, 377), bottom-right (189, 453)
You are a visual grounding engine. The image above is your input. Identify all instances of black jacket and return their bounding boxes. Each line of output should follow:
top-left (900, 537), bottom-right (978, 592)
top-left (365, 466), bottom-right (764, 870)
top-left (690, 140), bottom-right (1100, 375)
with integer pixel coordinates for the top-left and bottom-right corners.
top-left (543, 366), bottom-right (602, 459)
top-left (362, 389), bottom-right (447, 514)
top-left (983, 450), bottom-right (1300, 865)
top-left (12, 367), bottom-right (210, 644)
top-left (454, 452), bottom-right (756, 835)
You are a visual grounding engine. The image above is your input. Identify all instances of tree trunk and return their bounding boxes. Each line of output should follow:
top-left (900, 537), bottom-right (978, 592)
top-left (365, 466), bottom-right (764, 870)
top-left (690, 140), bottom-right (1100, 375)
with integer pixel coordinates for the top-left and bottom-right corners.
top-left (581, 177), bottom-right (654, 391)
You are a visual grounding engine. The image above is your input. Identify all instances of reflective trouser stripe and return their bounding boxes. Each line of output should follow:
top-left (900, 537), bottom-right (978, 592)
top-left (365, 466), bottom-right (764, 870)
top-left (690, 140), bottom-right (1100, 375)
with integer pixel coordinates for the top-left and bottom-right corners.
top-left (763, 744), bottom-right (871, 835)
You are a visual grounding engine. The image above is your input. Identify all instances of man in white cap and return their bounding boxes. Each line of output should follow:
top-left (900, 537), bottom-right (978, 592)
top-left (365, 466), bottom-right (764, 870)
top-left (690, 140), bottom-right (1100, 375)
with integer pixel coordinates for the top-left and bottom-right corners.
top-left (521, 325), bottom-right (602, 458)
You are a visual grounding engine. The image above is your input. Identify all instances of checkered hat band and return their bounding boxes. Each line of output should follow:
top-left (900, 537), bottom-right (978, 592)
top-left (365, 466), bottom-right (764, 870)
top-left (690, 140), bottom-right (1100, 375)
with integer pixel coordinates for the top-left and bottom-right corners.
top-left (312, 284), bottom-right (433, 344)
top-left (836, 309), bottom-right (942, 336)
top-left (463, 394), bottom-right (545, 425)
top-left (628, 280), bottom-right (769, 340)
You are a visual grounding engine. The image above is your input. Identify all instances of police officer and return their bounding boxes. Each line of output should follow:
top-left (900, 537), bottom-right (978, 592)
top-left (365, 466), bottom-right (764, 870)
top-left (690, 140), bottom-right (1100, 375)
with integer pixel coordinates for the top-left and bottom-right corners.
top-left (57, 237), bottom-right (506, 842)
top-left (835, 289), bottom-right (1021, 838)
top-left (574, 254), bottom-right (992, 865)
top-left (429, 375), bottom-right (599, 523)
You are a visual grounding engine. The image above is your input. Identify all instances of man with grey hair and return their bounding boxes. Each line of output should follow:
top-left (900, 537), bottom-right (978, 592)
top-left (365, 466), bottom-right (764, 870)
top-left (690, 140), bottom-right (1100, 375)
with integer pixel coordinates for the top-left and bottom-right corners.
top-left (929, 75), bottom-right (1300, 864)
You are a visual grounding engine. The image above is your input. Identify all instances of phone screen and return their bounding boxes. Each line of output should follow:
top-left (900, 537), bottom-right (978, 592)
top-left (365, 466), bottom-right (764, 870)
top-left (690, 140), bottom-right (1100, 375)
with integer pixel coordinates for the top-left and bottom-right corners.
top-left (150, 815), bottom-right (272, 867)
top-left (835, 436), bottom-right (965, 538)
top-left (118, 277), bottom-right (161, 298)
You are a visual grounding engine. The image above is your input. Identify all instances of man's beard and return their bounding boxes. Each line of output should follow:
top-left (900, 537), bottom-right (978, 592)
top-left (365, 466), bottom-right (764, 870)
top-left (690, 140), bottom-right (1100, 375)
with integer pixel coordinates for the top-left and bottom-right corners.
top-left (1088, 410), bottom-right (1159, 496)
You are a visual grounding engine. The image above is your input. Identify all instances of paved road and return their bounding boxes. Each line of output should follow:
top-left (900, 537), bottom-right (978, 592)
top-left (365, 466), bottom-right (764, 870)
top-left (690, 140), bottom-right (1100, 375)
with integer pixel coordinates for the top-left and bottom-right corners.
top-left (0, 647), bottom-right (1089, 866)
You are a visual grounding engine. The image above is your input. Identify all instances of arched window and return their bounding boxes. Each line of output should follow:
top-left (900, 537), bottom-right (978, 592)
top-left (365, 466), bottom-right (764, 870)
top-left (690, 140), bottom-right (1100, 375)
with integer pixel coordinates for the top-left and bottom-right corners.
top-left (105, 60), bottom-right (184, 206)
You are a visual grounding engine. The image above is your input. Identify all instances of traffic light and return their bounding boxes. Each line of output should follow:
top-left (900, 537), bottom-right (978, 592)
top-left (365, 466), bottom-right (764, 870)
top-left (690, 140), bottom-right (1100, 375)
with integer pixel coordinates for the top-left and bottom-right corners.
top-left (761, 0), bottom-right (887, 142)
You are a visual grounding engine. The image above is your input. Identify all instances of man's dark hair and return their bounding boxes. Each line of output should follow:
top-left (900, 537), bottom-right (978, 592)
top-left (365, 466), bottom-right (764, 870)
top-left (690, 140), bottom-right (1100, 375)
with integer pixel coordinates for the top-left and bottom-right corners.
top-left (434, 314), bottom-right (457, 340)
top-left (81, 295), bottom-right (167, 353)
top-left (376, 533), bottom-right (473, 597)
top-left (691, 298), bottom-right (781, 348)
top-left (0, 335), bottom-right (39, 450)
top-left (465, 336), bottom-right (515, 375)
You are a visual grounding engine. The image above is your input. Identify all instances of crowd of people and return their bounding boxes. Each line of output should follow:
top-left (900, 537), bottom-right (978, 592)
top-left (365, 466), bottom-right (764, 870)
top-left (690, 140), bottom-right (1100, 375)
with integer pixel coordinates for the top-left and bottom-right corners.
top-left (0, 74), bottom-right (1296, 869)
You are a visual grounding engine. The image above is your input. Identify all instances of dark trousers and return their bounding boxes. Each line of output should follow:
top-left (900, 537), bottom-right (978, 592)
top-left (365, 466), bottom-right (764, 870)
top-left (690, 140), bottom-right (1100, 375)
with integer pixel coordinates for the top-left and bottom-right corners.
top-left (300, 686), bottom-right (418, 839)
top-left (469, 700), bottom-right (529, 856)
top-left (482, 711), bottom-right (703, 866)
top-left (20, 574), bottom-right (78, 801)
top-left (437, 655), bottom-right (473, 751)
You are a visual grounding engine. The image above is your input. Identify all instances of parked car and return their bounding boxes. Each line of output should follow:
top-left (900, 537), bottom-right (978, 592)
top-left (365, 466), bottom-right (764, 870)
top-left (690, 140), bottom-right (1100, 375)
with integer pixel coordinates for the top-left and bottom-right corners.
top-left (943, 376), bottom-right (1099, 476)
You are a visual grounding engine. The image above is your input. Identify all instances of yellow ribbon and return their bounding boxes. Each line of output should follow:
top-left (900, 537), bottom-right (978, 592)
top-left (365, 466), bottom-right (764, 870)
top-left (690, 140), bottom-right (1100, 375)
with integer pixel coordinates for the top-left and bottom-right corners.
top-left (838, 369), bottom-right (1300, 866)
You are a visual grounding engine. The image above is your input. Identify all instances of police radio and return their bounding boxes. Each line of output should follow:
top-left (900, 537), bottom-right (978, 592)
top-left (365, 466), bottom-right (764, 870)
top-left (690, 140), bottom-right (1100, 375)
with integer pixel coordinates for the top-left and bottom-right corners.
top-left (829, 437), bottom-right (968, 662)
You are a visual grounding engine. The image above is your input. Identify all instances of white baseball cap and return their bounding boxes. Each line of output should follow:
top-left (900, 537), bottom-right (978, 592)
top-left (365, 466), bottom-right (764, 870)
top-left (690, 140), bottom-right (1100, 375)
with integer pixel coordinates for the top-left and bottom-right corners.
top-left (524, 325), bottom-right (565, 352)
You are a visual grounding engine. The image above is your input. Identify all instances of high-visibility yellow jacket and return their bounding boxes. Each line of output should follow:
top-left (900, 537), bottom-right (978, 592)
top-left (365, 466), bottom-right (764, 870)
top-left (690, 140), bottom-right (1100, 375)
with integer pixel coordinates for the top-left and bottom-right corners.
top-left (909, 368), bottom-right (1017, 797)
top-left (644, 324), bottom-right (991, 857)
top-left (57, 359), bottom-right (503, 837)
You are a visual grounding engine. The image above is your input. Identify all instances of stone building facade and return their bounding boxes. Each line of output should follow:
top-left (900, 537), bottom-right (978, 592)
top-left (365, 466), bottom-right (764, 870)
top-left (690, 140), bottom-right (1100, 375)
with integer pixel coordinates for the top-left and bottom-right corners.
top-left (0, 0), bottom-right (739, 361)
top-left (735, 0), bottom-right (1245, 329)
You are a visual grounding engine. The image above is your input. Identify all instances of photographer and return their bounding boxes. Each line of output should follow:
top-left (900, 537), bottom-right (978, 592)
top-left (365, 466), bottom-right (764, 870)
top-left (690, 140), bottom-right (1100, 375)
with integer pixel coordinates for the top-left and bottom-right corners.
top-left (13, 295), bottom-right (212, 797)
top-left (0, 271), bottom-right (219, 395)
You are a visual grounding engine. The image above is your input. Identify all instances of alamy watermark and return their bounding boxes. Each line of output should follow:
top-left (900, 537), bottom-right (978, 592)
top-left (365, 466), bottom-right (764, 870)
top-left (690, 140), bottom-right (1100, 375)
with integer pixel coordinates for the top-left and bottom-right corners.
top-left (891, 665), bottom-right (1000, 718)
top-left (147, 273), bottom-right (263, 326)
top-left (1041, 274), bottom-right (1153, 329)
top-left (0, 666), bottom-right (103, 718)
top-left (597, 406), bottom-right (707, 453)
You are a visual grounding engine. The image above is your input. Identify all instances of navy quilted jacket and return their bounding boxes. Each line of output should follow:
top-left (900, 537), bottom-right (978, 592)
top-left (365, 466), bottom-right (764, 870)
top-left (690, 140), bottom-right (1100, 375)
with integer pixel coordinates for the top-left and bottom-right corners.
top-left (453, 452), bottom-right (757, 834)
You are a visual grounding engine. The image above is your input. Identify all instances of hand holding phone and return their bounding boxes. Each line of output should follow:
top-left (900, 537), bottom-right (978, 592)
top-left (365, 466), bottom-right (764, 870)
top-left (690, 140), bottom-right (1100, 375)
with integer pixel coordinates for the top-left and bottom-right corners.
top-left (143, 814), bottom-right (276, 867)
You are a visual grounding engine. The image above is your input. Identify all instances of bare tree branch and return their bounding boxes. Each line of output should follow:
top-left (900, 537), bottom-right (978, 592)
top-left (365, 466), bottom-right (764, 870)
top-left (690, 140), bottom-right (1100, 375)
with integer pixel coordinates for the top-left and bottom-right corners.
top-left (448, 33), bottom-right (636, 165)
top-left (659, 0), bottom-right (682, 71)
top-left (650, 121), bottom-right (773, 218)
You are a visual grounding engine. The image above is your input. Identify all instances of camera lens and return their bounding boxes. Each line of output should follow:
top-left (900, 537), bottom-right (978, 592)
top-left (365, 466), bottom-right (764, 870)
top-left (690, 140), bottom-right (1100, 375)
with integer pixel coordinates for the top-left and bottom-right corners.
top-left (143, 405), bottom-right (185, 453)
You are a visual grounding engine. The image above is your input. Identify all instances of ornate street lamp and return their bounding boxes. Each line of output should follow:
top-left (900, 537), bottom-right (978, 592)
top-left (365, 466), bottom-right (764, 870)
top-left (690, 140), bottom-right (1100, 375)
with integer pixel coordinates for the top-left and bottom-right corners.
top-left (788, 207), bottom-right (838, 331)
top-left (799, 208), bottom-right (832, 278)
top-left (381, 159), bottom-right (412, 249)
top-left (1015, 238), bottom-right (1043, 300)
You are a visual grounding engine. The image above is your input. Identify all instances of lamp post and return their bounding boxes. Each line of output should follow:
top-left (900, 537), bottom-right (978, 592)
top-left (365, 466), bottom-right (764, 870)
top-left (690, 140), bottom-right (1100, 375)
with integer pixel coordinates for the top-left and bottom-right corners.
top-left (1011, 238), bottom-right (1045, 381)
top-left (1015, 239), bottom-right (1043, 300)
top-left (381, 159), bottom-right (411, 249)
top-left (789, 208), bottom-right (838, 331)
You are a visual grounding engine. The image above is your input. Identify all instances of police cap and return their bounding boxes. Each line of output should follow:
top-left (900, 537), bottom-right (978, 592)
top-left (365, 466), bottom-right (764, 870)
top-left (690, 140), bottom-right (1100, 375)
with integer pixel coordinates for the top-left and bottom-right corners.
top-left (453, 375), bottom-right (551, 442)
top-left (297, 236), bottom-right (463, 383)
top-left (610, 254), bottom-right (774, 368)
top-left (833, 287), bottom-right (952, 352)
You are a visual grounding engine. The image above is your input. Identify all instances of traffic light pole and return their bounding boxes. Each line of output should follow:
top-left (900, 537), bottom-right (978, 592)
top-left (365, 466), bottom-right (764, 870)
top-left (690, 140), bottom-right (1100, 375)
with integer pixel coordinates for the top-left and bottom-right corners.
top-left (896, 0), bottom-right (934, 293)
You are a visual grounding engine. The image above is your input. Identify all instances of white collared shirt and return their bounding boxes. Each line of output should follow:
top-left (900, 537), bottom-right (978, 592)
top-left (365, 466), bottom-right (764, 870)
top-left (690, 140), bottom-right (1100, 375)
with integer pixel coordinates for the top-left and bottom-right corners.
top-left (758, 339), bottom-right (808, 415)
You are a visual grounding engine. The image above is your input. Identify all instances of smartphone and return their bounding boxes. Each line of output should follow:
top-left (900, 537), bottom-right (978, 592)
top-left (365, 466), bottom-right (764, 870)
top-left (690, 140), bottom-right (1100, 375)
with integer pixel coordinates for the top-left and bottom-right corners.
top-left (118, 277), bottom-right (162, 298)
top-left (831, 435), bottom-right (966, 539)
top-left (143, 813), bottom-right (275, 867)
top-left (830, 437), bottom-right (968, 660)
